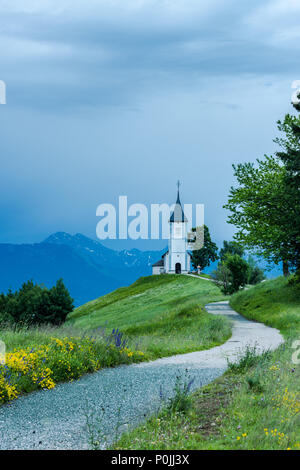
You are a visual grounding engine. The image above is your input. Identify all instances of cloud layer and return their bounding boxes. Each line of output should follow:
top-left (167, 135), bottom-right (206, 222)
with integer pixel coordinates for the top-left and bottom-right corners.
top-left (0, 0), bottom-right (298, 110)
top-left (0, 1), bottom-right (298, 248)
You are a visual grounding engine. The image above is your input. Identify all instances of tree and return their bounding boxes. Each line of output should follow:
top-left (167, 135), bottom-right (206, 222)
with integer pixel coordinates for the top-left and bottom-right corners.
top-left (224, 155), bottom-right (292, 276)
top-left (47, 279), bottom-right (74, 325)
top-left (225, 254), bottom-right (249, 293)
top-left (212, 254), bottom-right (249, 294)
top-left (0, 279), bottom-right (74, 326)
top-left (211, 262), bottom-right (232, 295)
top-left (191, 225), bottom-right (218, 271)
top-left (219, 240), bottom-right (244, 261)
top-left (275, 109), bottom-right (300, 272)
top-left (8, 281), bottom-right (43, 324)
top-left (247, 256), bottom-right (265, 285)
top-left (224, 100), bottom-right (300, 275)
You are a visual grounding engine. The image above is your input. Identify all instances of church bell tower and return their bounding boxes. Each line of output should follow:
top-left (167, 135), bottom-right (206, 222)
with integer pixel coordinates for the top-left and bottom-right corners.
top-left (167, 182), bottom-right (190, 274)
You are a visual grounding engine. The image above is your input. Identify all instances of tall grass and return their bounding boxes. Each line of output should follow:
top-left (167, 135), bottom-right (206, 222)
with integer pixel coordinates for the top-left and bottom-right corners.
top-left (112, 276), bottom-right (300, 450)
top-left (227, 345), bottom-right (272, 373)
top-left (230, 276), bottom-right (300, 334)
top-left (0, 300), bottom-right (232, 361)
top-left (0, 323), bottom-right (86, 352)
top-left (114, 338), bottom-right (300, 450)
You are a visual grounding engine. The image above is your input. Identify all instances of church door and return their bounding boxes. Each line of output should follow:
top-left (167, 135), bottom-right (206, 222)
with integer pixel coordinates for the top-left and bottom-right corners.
top-left (175, 263), bottom-right (181, 274)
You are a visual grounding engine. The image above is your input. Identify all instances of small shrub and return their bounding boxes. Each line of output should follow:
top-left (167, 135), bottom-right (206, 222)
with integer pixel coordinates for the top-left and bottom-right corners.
top-left (227, 345), bottom-right (272, 373)
top-left (246, 374), bottom-right (265, 393)
top-left (288, 272), bottom-right (300, 286)
top-left (164, 373), bottom-right (195, 416)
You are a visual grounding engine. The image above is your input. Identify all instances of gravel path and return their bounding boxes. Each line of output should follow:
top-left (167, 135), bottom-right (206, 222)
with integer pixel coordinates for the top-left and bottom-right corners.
top-left (0, 301), bottom-right (284, 450)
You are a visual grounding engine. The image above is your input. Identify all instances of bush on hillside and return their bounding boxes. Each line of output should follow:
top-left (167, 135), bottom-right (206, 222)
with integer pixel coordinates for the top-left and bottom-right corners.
top-left (212, 254), bottom-right (249, 294)
top-left (212, 250), bottom-right (265, 294)
top-left (0, 279), bottom-right (74, 326)
top-left (288, 272), bottom-right (300, 286)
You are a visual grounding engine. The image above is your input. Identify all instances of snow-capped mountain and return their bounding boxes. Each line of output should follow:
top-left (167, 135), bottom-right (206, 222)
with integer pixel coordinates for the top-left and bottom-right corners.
top-left (43, 232), bottom-right (165, 279)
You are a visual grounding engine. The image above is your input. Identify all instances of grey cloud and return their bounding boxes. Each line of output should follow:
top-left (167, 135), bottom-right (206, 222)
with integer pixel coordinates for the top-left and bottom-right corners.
top-left (0, 1), bottom-right (298, 110)
top-left (0, 1), bottom-right (298, 248)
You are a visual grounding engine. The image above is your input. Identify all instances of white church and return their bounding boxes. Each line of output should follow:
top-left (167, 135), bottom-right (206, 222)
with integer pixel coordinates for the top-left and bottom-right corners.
top-left (152, 186), bottom-right (193, 275)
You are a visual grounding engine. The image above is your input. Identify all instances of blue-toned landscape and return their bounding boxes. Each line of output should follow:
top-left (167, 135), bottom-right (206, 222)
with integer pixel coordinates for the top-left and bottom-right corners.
top-left (0, 0), bottom-right (299, 454)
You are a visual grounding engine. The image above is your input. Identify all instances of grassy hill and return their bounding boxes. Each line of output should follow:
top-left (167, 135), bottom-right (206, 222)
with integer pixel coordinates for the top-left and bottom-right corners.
top-left (67, 274), bottom-right (231, 359)
top-left (0, 274), bottom-right (230, 405)
top-left (230, 276), bottom-right (300, 334)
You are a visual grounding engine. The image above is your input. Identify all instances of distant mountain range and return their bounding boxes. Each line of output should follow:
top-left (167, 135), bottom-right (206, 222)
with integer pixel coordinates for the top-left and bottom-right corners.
top-left (0, 232), bottom-right (165, 306)
top-left (0, 231), bottom-right (282, 307)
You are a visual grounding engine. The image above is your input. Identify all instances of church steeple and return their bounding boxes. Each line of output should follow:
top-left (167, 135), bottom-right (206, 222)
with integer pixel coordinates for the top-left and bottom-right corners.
top-left (169, 181), bottom-right (188, 222)
top-left (152, 182), bottom-right (191, 275)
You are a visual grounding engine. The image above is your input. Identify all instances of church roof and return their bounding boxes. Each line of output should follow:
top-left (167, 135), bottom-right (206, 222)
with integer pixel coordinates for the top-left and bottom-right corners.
top-left (152, 250), bottom-right (168, 267)
top-left (152, 259), bottom-right (164, 267)
top-left (169, 189), bottom-right (188, 223)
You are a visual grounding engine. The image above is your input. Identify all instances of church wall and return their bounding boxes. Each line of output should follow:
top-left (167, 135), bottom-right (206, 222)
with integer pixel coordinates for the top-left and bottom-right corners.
top-left (152, 266), bottom-right (163, 275)
top-left (169, 252), bottom-right (187, 272)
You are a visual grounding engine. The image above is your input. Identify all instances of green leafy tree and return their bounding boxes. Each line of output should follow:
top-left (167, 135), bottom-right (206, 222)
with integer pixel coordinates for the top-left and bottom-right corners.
top-left (224, 155), bottom-right (291, 276)
top-left (225, 254), bottom-right (249, 293)
top-left (47, 279), bottom-right (74, 325)
top-left (219, 240), bottom-right (244, 261)
top-left (224, 100), bottom-right (300, 275)
top-left (247, 256), bottom-right (265, 285)
top-left (211, 262), bottom-right (232, 295)
top-left (0, 279), bottom-right (74, 326)
top-left (275, 109), bottom-right (300, 272)
top-left (213, 254), bottom-right (249, 294)
top-left (6, 281), bottom-right (42, 324)
top-left (191, 225), bottom-right (218, 271)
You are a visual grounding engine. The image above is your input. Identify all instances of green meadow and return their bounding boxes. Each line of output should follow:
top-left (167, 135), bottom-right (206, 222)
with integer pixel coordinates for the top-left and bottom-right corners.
top-left (67, 275), bottom-right (230, 359)
top-left (0, 275), bottom-right (231, 405)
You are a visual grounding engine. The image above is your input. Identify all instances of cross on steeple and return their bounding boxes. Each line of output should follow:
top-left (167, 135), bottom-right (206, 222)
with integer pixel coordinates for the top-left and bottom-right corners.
top-left (177, 180), bottom-right (181, 191)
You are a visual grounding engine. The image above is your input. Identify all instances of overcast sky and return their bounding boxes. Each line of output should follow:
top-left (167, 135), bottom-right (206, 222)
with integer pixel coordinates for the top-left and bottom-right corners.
top-left (0, 0), bottom-right (299, 250)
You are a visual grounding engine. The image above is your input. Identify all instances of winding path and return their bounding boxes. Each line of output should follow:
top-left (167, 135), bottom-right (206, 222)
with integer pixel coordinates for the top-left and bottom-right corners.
top-left (0, 302), bottom-right (284, 450)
